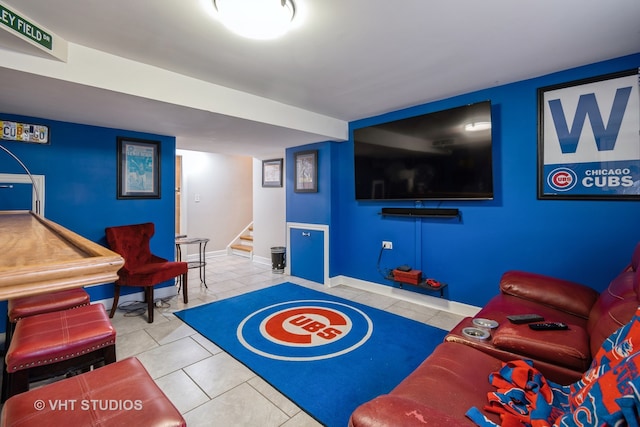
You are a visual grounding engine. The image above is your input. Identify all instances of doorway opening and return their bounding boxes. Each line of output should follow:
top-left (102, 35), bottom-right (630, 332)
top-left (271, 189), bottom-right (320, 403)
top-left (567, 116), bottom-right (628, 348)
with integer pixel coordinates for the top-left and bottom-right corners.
top-left (175, 155), bottom-right (182, 236)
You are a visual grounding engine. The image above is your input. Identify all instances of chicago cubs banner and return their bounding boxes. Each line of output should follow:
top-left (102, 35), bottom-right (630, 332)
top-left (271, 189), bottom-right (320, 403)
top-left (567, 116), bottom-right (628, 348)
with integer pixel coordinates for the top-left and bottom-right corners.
top-left (538, 69), bottom-right (640, 200)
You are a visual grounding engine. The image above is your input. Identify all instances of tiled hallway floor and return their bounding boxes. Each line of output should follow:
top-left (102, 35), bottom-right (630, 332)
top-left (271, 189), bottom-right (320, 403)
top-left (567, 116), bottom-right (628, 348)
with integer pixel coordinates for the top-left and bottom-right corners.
top-left (110, 255), bottom-right (465, 426)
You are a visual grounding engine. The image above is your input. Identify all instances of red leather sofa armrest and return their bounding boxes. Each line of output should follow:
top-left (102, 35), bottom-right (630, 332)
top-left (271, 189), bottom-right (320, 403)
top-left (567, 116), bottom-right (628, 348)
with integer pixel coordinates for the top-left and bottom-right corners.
top-left (492, 322), bottom-right (591, 372)
top-left (499, 270), bottom-right (599, 319)
top-left (348, 395), bottom-right (472, 427)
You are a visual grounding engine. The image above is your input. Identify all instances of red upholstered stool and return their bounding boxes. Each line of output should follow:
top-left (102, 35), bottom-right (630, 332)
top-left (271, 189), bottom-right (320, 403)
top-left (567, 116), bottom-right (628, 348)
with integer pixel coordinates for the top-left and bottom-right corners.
top-left (3, 304), bottom-right (116, 401)
top-left (5, 288), bottom-right (91, 349)
top-left (0, 357), bottom-right (186, 427)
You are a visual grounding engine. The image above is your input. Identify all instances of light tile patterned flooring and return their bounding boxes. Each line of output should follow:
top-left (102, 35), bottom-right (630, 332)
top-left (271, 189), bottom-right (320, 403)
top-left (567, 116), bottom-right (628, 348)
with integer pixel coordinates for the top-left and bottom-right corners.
top-left (110, 255), bottom-right (465, 426)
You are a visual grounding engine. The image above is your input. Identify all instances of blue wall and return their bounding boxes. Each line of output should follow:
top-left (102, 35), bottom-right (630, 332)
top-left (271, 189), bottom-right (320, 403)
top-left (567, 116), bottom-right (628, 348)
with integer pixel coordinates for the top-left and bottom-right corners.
top-left (288, 53), bottom-right (640, 307)
top-left (286, 142), bottom-right (334, 225)
top-left (286, 142), bottom-right (344, 273)
top-left (0, 114), bottom-right (177, 329)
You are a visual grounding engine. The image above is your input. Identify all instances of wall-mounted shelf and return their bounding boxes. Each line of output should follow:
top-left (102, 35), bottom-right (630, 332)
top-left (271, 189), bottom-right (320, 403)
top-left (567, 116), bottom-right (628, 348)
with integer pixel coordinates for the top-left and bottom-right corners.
top-left (379, 207), bottom-right (460, 218)
top-left (385, 275), bottom-right (448, 297)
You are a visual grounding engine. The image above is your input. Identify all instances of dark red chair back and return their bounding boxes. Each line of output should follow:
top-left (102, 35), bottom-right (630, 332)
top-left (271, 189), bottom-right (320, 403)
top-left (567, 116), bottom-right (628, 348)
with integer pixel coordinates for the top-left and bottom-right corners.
top-left (105, 222), bottom-right (187, 323)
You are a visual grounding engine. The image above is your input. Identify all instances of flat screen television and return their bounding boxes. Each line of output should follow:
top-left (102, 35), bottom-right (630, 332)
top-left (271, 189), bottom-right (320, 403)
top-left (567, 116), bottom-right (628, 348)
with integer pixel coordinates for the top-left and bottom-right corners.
top-left (354, 101), bottom-right (494, 201)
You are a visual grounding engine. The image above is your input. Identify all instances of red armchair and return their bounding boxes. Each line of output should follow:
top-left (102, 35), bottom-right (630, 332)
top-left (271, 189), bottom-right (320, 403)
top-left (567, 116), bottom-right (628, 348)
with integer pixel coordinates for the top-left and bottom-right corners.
top-left (105, 222), bottom-right (188, 323)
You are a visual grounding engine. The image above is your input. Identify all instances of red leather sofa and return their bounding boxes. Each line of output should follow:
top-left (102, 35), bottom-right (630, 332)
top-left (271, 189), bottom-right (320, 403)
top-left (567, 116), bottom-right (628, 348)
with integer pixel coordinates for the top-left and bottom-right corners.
top-left (446, 243), bottom-right (639, 384)
top-left (349, 243), bottom-right (640, 426)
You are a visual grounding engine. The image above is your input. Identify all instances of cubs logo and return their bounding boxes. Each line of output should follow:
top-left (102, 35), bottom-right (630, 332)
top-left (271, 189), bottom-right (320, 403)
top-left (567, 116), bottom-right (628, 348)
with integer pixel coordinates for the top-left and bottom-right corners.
top-left (547, 167), bottom-right (577, 192)
top-left (262, 306), bottom-right (351, 346)
top-left (237, 299), bottom-right (373, 361)
top-left (614, 339), bottom-right (634, 359)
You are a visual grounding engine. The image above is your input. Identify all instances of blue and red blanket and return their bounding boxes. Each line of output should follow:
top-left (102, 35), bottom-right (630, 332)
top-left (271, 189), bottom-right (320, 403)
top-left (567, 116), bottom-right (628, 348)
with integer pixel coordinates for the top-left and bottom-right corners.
top-left (466, 307), bottom-right (640, 427)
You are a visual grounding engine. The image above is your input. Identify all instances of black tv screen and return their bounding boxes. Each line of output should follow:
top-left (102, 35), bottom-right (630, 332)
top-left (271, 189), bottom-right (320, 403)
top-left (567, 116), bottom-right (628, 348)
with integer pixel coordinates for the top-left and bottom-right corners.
top-left (354, 101), bottom-right (493, 201)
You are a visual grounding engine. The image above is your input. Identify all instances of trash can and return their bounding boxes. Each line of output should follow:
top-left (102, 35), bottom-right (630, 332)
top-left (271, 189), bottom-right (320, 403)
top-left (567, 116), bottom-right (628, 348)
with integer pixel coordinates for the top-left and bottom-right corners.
top-left (270, 246), bottom-right (286, 273)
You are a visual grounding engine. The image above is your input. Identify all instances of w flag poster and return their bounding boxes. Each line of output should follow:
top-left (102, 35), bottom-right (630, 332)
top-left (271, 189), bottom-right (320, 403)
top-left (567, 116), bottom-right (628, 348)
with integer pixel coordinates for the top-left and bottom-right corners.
top-left (538, 69), bottom-right (640, 199)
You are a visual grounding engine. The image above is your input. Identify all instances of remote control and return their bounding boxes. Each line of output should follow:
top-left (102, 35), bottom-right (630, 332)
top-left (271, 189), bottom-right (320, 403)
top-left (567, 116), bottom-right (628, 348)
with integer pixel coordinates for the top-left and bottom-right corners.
top-left (528, 322), bottom-right (568, 331)
top-left (506, 314), bottom-right (544, 324)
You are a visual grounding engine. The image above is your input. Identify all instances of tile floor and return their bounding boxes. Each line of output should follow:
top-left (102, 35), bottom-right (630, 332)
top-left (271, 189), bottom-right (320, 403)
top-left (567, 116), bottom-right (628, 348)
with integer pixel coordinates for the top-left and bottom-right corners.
top-left (106, 256), bottom-right (465, 426)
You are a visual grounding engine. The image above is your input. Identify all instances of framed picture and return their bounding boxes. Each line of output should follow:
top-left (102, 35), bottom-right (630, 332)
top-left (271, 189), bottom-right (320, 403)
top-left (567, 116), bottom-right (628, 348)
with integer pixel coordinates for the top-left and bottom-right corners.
top-left (117, 137), bottom-right (161, 199)
top-left (294, 150), bottom-right (318, 193)
top-left (262, 158), bottom-right (283, 187)
top-left (537, 68), bottom-right (640, 200)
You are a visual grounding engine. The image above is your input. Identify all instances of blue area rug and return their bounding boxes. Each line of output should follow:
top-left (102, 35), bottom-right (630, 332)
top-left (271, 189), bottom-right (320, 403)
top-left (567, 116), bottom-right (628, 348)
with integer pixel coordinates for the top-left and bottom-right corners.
top-left (174, 283), bottom-right (446, 427)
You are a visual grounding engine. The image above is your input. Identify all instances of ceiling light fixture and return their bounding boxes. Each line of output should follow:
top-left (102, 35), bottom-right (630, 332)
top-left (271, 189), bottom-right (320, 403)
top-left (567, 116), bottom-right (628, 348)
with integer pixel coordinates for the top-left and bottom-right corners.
top-left (464, 122), bottom-right (492, 132)
top-left (213, 0), bottom-right (296, 40)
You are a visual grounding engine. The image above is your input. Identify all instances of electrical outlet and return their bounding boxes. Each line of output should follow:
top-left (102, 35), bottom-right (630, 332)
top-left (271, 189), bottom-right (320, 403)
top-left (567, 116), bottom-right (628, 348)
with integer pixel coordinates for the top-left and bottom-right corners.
top-left (382, 241), bottom-right (393, 249)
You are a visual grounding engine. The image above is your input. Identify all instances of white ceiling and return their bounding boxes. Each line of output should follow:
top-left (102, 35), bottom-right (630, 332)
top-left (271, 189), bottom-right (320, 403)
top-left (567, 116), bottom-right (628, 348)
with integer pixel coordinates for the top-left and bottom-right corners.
top-left (0, 0), bottom-right (638, 158)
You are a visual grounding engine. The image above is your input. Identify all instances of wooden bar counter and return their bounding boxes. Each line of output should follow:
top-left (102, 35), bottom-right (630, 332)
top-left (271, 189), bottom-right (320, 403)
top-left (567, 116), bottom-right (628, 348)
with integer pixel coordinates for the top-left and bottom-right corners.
top-left (0, 211), bottom-right (124, 300)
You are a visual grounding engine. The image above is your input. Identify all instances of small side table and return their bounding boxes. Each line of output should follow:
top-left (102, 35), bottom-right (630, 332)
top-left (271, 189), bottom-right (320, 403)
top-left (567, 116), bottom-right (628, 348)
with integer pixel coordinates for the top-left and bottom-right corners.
top-left (175, 237), bottom-right (209, 288)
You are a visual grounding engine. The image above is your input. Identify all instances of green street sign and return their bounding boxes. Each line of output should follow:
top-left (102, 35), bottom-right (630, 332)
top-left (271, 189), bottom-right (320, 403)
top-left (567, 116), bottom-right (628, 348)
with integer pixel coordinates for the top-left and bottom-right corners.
top-left (0, 4), bottom-right (52, 50)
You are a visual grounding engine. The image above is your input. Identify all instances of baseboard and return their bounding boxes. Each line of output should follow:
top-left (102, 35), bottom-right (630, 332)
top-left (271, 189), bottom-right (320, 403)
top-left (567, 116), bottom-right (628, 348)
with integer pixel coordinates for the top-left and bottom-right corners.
top-left (93, 285), bottom-right (178, 312)
top-left (183, 249), bottom-right (226, 262)
top-left (329, 275), bottom-right (480, 318)
top-left (92, 252), bottom-right (270, 311)
top-left (252, 254), bottom-right (271, 267)
top-left (91, 258), bottom-right (480, 319)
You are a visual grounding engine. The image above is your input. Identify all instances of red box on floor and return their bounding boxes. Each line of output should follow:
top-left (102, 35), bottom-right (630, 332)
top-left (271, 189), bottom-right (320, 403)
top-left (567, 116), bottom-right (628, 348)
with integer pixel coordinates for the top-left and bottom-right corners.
top-left (392, 269), bottom-right (422, 285)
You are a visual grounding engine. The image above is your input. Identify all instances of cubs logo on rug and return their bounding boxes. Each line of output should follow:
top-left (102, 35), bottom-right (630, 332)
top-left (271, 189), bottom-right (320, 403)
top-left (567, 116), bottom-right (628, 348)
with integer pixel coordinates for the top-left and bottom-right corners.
top-left (237, 299), bottom-right (373, 361)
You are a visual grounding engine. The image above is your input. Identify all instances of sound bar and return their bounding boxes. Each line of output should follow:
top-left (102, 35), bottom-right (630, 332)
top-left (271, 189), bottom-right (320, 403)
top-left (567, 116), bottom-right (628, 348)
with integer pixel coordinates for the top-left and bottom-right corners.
top-left (380, 207), bottom-right (460, 218)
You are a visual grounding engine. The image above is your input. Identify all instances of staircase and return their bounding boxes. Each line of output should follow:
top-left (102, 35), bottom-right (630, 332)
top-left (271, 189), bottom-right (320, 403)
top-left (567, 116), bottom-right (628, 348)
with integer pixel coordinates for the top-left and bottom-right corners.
top-left (228, 224), bottom-right (253, 258)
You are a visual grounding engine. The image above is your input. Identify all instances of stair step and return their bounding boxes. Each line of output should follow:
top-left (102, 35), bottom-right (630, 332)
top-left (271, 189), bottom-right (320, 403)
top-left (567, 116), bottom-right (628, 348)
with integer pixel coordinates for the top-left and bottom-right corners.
top-left (240, 235), bottom-right (253, 242)
top-left (231, 244), bottom-right (253, 253)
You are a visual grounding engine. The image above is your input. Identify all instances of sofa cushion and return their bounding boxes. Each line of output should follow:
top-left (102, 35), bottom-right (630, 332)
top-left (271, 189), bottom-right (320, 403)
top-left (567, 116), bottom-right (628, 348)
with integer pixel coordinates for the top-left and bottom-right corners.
top-left (586, 298), bottom-right (639, 358)
top-left (499, 271), bottom-right (599, 319)
top-left (5, 304), bottom-right (116, 372)
top-left (586, 269), bottom-right (639, 355)
top-left (475, 293), bottom-right (590, 329)
top-left (603, 271), bottom-right (637, 300)
top-left (348, 342), bottom-right (504, 426)
top-left (492, 322), bottom-right (591, 372)
top-left (349, 395), bottom-right (471, 427)
top-left (591, 305), bottom-right (640, 368)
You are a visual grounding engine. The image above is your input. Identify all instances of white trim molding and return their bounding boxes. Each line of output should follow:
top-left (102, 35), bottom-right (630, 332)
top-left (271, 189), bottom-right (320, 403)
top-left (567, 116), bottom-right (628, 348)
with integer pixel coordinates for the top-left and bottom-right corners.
top-left (0, 173), bottom-right (45, 216)
top-left (333, 275), bottom-right (481, 318)
top-left (286, 222), bottom-right (330, 287)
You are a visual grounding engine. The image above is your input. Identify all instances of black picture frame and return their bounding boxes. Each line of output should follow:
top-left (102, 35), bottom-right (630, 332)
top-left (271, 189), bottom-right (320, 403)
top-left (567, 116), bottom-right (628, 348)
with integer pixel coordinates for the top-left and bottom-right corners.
top-left (117, 137), bottom-right (161, 199)
top-left (537, 68), bottom-right (640, 200)
top-left (262, 158), bottom-right (283, 187)
top-left (294, 150), bottom-right (318, 193)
